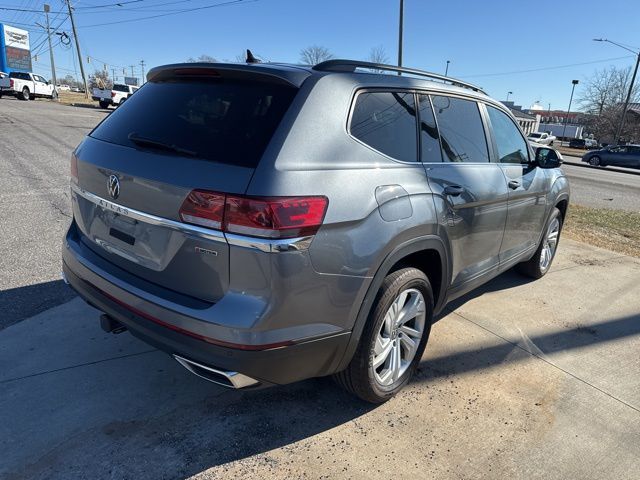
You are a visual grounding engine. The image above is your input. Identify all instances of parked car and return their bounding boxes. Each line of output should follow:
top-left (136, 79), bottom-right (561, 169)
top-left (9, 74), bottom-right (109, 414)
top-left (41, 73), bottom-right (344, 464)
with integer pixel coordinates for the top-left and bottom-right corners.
top-left (57, 84), bottom-right (71, 91)
top-left (92, 83), bottom-right (139, 108)
top-left (0, 71), bottom-right (7, 95)
top-left (527, 131), bottom-right (556, 145)
top-left (569, 138), bottom-right (599, 149)
top-left (62, 60), bottom-right (569, 403)
top-left (582, 145), bottom-right (640, 168)
top-left (0, 71), bottom-right (57, 100)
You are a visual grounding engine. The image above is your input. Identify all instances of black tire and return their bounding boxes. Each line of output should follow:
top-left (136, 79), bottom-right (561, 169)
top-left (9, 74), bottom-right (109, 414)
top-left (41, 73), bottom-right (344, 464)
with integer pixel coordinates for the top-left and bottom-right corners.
top-left (589, 156), bottom-right (601, 166)
top-left (21, 87), bottom-right (29, 101)
top-left (334, 267), bottom-right (434, 403)
top-left (549, 141), bottom-right (554, 146)
top-left (118, 96), bottom-right (127, 106)
top-left (516, 208), bottom-right (563, 279)
top-left (99, 100), bottom-right (110, 109)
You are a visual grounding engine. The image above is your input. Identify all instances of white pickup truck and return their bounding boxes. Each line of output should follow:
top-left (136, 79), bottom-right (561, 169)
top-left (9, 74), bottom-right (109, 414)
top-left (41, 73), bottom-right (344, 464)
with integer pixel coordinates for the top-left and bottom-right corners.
top-left (527, 131), bottom-right (556, 146)
top-left (92, 83), bottom-right (139, 109)
top-left (0, 71), bottom-right (57, 100)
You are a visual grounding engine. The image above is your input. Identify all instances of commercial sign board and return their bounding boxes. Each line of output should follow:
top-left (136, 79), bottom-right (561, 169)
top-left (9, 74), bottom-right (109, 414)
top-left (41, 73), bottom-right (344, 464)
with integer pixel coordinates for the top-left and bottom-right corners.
top-left (0, 24), bottom-right (32, 73)
top-left (124, 76), bottom-right (139, 86)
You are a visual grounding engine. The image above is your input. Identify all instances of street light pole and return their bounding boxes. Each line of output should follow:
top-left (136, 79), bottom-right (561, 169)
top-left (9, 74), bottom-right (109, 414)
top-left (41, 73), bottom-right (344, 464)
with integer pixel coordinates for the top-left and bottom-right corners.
top-left (445, 60), bottom-right (450, 76)
top-left (397, 0), bottom-right (404, 74)
top-left (506, 91), bottom-right (512, 101)
top-left (562, 80), bottom-right (579, 141)
top-left (43, 4), bottom-right (57, 98)
top-left (593, 38), bottom-right (640, 144)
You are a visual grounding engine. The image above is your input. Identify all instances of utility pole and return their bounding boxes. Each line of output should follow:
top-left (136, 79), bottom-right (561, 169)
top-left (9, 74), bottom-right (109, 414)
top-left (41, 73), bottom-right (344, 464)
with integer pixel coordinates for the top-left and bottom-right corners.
top-left (140, 59), bottom-right (146, 84)
top-left (65, 0), bottom-right (89, 98)
top-left (397, 0), bottom-right (403, 74)
top-left (562, 80), bottom-right (579, 141)
top-left (445, 60), bottom-right (450, 76)
top-left (43, 4), bottom-right (57, 99)
top-left (614, 51), bottom-right (640, 144)
top-left (111, 67), bottom-right (116, 84)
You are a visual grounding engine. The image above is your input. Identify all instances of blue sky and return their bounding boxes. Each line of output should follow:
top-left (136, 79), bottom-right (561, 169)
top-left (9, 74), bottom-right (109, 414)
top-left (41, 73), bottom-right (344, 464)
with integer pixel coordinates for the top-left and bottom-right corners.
top-left (2, 0), bottom-right (639, 110)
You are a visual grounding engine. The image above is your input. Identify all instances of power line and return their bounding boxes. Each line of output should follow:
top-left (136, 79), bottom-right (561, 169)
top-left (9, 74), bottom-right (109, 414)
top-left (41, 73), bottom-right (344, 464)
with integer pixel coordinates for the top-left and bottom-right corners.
top-left (75, 0), bottom-right (144, 8)
top-left (461, 55), bottom-right (636, 78)
top-left (79, 0), bottom-right (253, 28)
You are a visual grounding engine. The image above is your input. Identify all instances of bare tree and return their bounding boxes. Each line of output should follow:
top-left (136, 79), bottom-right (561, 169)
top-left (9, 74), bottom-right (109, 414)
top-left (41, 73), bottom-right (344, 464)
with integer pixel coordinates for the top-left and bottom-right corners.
top-left (368, 45), bottom-right (389, 65)
top-left (299, 45), bottom-right (333, 65)
top-left (186, 54), bottom-right (217, 63)
top-left (578, 66), bottom-right (640, 142)
top-left (88, 70), bottom-right (112, 89)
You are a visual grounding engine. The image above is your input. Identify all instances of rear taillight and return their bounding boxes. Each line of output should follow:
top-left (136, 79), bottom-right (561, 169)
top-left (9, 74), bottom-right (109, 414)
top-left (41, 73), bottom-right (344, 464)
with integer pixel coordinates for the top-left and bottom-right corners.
top-left (111, 91), bottom-right (116, 98)
top-left (9, 79), bottom-right (13, 88)
top-left (179, 190), bottom-right (225, 229)
top-left (70, 152), bottom-right (78, 180)
top-left (179, 191), bottom-right (328, 239)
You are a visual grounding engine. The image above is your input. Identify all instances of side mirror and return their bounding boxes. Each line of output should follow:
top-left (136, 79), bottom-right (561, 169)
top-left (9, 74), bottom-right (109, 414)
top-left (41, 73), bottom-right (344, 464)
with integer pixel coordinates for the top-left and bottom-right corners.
top-left (535, 147), bottom-right (563, 168)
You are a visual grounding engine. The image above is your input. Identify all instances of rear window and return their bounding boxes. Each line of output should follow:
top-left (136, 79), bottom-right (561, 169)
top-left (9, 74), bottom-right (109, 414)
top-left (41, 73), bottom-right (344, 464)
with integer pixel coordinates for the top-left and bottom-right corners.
top-left (90, 79), bottom-right (297, 168)
top-left (112, 84), bottom-right (130, 92)
top-left (9, 72), bottom-right (30, 80)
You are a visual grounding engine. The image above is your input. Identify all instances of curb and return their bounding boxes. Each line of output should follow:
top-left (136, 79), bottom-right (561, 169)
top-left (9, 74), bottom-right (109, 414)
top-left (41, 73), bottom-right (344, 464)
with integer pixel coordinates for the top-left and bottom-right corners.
top-left (562, 159), bottom-right (640, 177)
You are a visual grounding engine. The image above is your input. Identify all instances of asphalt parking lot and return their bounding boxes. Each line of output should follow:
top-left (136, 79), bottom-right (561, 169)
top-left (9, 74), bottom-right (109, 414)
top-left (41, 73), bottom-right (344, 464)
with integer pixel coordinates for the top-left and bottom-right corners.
top-left (1, 98), bottom-right (639, 479)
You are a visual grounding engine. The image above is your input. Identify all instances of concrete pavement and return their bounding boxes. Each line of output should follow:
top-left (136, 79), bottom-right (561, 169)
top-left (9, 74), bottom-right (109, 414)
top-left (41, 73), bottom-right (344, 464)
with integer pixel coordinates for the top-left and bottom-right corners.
top-left (2, 239), bottom-right (639, 479)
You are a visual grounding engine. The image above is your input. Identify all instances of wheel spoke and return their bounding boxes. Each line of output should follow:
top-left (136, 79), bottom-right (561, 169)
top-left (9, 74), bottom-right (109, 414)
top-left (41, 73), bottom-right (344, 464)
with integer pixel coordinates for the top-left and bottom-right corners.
top-left (400, 324), bottom-right (420, 338)
top-left (391, 343), bottom-right (402, 382)
top-left (372, 338), bottom-right (393, 369)
top-left (397, 294), bottom-right (424, 326)
top-left (400, 333), bottom-right (416, 356)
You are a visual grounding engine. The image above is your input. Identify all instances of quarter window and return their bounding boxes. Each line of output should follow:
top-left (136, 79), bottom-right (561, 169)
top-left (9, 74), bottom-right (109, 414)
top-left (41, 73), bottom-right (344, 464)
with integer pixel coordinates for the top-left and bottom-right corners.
top-left (486, 106), bottom-right (530, 164)
top-left (350, 91), bottom-right (418, 162)
top-left (431, 96), bottom-right (489, 163)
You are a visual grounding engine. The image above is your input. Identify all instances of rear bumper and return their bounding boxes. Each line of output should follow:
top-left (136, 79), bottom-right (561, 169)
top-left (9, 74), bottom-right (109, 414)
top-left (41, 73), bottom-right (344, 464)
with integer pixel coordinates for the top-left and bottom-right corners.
top-left (62, 223), bottom-right (351, 386)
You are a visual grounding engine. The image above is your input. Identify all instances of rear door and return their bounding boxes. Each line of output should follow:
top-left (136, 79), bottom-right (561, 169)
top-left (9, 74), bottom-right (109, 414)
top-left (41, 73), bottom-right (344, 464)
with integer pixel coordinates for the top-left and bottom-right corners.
top-left (484, 104), bottom-right (548, 263)
top-left (72, 72), bottom-right (298, 302)
top-left (419, 94), bottom-right (508, 290)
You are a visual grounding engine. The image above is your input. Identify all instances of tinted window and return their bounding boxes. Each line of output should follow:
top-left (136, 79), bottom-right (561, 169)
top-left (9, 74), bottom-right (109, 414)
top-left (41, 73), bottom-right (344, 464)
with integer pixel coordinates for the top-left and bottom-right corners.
top-left (487, 106), bottom-right (529, 164)
top-left (350, 91), bottom-right (418, 162)
top-left (417, 95), bottom-right (443, 162)
top-left (90, 79), bottom-right (297, 168)
top-left (113, 84), bottom-right (130, 92)
top-left (431, 96), bottom-right (489, 163)
top-left (9, 72), bottom-right (30, 80)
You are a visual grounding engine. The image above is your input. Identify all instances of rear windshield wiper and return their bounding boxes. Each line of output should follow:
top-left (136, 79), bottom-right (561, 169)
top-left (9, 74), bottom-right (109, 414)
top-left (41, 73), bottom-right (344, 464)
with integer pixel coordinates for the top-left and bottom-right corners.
top-left (128, 132), bottom-right (198, 157)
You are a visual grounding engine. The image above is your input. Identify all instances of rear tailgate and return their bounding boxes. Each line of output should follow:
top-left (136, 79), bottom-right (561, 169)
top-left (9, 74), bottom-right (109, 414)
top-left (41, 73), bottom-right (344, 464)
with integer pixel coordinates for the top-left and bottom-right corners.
top-left (72, 66), bottom-right (301, 303)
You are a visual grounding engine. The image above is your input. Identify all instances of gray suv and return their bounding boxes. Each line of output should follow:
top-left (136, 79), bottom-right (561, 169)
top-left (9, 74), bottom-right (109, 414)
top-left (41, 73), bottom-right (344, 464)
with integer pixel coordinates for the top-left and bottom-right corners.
top-left (62, 60), bottom-right (570, 403)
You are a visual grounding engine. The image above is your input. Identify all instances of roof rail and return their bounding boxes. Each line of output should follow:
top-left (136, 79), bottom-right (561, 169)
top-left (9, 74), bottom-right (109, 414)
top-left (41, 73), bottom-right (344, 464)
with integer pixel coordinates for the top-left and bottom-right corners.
top-left (312, 59), bottom-right (486, 95)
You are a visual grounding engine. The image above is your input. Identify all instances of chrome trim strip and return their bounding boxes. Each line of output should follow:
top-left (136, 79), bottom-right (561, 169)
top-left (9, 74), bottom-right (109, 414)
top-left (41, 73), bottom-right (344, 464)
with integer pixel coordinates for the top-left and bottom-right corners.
top-left (225, 233), bottom-right (313, 253)
top-left (173, 355), bottom-right (259, 389)
top-left (71, 184), bottom-right (314, 253)
top-left (71, 183), bottom-right (226, 243)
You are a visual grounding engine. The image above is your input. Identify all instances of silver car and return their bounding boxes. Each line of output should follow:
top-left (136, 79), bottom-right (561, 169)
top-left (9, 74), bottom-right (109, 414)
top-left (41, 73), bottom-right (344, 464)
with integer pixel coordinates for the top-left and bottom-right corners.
top-left (62, 60), bottom-right (570, 403)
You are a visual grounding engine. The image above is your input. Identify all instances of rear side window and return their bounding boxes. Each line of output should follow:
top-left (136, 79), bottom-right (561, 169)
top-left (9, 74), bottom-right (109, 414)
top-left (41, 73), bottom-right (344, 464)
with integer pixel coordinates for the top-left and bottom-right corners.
top-left (431, 96), bottom-right (489, 163)
top-left (9, 72), bottom-right (30, 80)
top-left (486, 106), bottom-right (529, 164)
top-left (350, 91), bottom-right (418, 162)
top-left (90, 79), bottom-right (297, 168)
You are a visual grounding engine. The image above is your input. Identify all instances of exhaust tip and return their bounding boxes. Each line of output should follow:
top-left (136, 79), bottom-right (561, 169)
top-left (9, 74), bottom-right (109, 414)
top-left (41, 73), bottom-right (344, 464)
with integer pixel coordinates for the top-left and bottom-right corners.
top-left (173, 355), bottom-right (259, 389)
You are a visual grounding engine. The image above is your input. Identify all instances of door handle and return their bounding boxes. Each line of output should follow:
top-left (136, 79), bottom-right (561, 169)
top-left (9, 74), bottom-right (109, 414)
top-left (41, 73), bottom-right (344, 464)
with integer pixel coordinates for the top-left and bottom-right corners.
top-left (508, 180), bottom-right (521, 190)
top-left (443, 185), bottom-right (465, 197)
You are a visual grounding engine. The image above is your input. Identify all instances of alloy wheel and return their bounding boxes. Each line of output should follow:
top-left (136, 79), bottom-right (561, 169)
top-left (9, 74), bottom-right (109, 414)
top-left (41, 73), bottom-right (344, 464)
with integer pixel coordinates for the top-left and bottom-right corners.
top-left (372, 288), bottom-right (426, 386)
top-left (540, 217), bottom-right (560, 272)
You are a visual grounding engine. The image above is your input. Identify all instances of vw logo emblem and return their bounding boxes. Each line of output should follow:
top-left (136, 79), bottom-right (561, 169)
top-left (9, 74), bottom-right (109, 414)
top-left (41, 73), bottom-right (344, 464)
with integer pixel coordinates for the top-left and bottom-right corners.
top-left (107, 174), bottom-right (120, 199)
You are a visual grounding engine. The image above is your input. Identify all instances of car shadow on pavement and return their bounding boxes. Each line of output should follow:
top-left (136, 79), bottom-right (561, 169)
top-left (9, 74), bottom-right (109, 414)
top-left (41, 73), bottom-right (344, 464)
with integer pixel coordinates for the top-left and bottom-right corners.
top-left (0, 279), bottom-right (76, 330)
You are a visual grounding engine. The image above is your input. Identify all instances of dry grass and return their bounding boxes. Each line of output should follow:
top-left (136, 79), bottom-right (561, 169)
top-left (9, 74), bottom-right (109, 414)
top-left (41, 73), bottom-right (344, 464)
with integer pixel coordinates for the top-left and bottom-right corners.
top-left (57, 91), bottom-right (98, 107)
top-left (563, 204), bottom-right (640, 257)
top-left (557, 146), bottom-right (590, 157)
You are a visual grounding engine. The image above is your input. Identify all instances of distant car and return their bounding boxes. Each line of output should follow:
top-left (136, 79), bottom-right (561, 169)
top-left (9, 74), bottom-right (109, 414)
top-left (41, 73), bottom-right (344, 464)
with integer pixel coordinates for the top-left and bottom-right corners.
top-left (0, 71), bottom-right (7, 95)
top-left (582, 145), bottom-right (640, 169)
top-left (92, 83), bottom-right (139, 109)
top-left (71, 87), bottom-right (80, 92)
top-left (528, 132), bottom-right (556, 146)
top-left (569, 138), bottom-right (599, 149)
top-left (57, 84), bottom-right (71, 91)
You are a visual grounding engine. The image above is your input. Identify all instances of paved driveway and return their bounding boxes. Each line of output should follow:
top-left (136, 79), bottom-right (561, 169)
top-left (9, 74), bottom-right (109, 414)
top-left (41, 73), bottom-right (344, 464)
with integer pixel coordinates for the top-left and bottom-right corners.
top-left (2, 239), bottom-right (639, 479)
